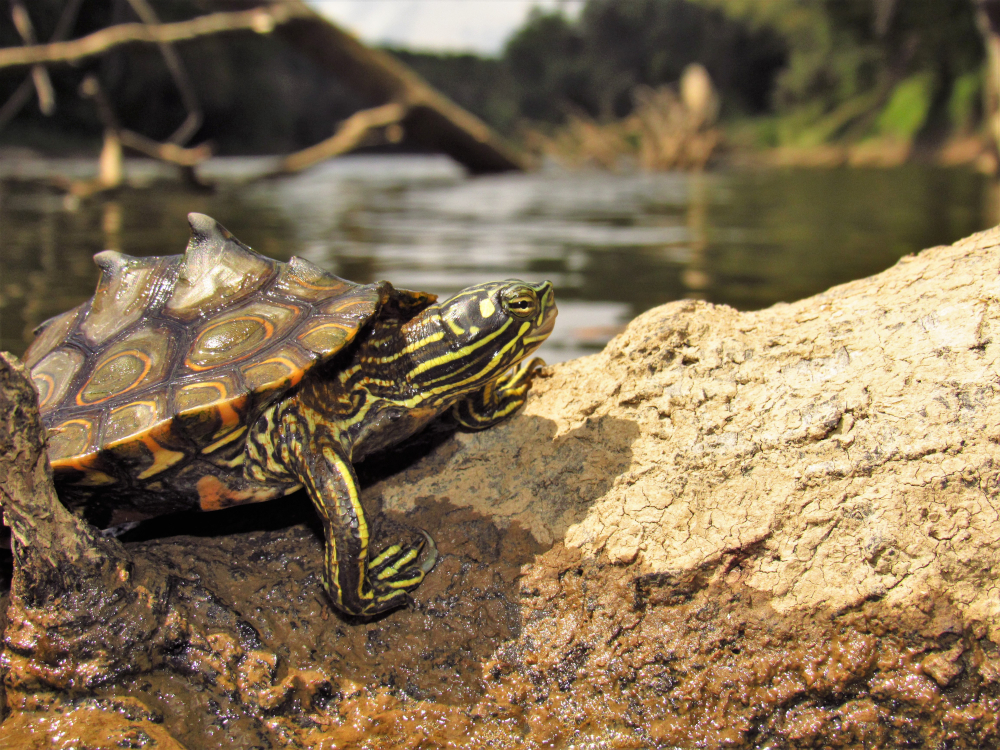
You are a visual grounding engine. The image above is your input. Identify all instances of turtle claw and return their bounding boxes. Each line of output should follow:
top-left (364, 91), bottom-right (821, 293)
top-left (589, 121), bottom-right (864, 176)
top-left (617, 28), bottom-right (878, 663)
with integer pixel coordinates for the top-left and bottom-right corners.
top-left (452, 357), bottom-right (547, 429)
top-left (506, 356), bottom-right (546, 386)
top-left (368, 529), bottom-right (438, 600)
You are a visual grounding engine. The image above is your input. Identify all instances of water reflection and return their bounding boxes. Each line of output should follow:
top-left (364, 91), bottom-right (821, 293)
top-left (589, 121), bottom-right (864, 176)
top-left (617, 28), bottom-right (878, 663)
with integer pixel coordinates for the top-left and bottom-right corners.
top-left (0, 156), bottom-right (994, 362)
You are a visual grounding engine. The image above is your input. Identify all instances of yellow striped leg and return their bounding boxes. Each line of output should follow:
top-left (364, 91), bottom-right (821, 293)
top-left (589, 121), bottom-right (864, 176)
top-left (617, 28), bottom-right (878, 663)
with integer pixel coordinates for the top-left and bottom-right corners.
top-left (452, 357), bottom-right (545, 429)
top-left (285, 424), bottom-right (437, 616)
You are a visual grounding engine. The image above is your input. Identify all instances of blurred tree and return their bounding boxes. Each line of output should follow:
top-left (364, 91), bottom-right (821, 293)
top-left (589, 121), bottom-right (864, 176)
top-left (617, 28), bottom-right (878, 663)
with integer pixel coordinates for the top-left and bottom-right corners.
top-left (503, 11), bottom-right (593, 123)
top-left (398, 0), bottom-right (786, 135)
top-left (697, 0), bottom-right (984, 146)
top-left (502, 0), bottom-right (787, 125)
top-left (1, 0), bottom-right (987, 157)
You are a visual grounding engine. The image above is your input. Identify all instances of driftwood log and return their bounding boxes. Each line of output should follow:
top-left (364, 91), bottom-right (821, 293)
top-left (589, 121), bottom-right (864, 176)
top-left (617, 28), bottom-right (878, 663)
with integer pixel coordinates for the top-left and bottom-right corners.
top-left (3, 229), bottom-right (1000, 746)
top-left (269, 0), bottom-right (527, 174)
top-left (0, 1), bottom-right (526, 176)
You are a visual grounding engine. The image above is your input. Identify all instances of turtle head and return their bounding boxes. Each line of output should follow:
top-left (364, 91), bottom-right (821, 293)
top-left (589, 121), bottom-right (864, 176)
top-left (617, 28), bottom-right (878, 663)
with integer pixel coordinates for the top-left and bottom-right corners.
top-left (402, 279), bottom-right (557, 398)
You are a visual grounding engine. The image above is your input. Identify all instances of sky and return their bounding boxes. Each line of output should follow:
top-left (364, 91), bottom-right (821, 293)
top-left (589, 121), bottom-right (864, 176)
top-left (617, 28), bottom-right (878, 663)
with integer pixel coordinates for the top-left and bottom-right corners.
top-left (306, 0), bottom-right (584, 55)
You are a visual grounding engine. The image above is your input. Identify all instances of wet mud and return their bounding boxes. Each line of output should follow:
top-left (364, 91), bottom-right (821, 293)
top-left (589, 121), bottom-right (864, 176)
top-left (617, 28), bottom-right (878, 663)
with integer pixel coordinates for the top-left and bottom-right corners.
top-left (2, 488), bottom-right (999, 749)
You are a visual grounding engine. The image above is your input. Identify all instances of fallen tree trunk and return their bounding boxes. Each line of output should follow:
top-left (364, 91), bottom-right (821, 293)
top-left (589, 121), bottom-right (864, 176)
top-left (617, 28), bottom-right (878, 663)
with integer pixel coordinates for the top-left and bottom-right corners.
top-left (3, 229), bottom-right (1000, 746)
top-left (0, 1), bottom-right (526, 176)
top-left (271, 0), bottom-right (528, 174)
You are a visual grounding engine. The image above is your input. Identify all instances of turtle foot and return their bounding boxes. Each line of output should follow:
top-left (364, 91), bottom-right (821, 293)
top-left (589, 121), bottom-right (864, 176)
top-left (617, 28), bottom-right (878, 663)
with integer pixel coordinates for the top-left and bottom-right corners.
top-left (367, 529), bottom-right (438, 607)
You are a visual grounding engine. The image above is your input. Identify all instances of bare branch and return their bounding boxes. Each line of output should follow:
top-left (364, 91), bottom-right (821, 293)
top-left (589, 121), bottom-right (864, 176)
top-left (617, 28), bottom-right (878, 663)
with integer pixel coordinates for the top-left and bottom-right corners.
top-left (270, 102), bottom-right (408, 176)
top-left (124, 0), bottom-right (202, 145)
top-left (62, 74), bottom-right (212, 198)
top-left (76, 73), bottom-right (210, 165)
top-left (0, 3), bottom-right (310, 70)
top-left (9, 0), bottom-right (55, 115)
top-left (0, 0), bottom-right (84, 130)
top-left (79, 73), bottom-right (120, 132)
top-left (118, 129), bottom-right (212, 166)
top-left (0, 76), bottom-right (34, 129)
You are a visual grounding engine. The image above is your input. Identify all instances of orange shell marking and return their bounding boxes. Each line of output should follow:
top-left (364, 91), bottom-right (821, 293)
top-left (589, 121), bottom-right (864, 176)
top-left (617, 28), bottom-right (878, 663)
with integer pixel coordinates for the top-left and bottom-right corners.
top-left (32, 349), bottom-right (84, 410)
top-left (298, 323), bottom-right (350, 354)
top-left (104, 399), bottom-right (161, 444)
top-left (242, 354), bottom-right (306, 392)
top-left (77, 349), bottom-right (154, 406)
top-left (33, 371), bottom-right (56, 408)
top-left (196, 475), bottom-right (280, 512)
top-left (186, 315), bottom-right (275, 371)
top-left (175, 380), bottom-right (230, 412)
top-left (47, 418), bottom-right (97, 466)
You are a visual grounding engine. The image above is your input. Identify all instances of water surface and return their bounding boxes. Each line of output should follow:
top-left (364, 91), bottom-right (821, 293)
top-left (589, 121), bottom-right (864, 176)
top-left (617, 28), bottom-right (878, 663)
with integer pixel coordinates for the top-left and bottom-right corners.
top-left (1, 156), bottom-right (994, 363)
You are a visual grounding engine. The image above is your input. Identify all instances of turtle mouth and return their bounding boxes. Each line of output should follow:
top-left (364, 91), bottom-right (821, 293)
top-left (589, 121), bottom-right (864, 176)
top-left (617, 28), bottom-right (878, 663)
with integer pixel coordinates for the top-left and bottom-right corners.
top-left (523, 281), bottom-right (557, 346)
top-left (533, 306), bottom-right (557, 338)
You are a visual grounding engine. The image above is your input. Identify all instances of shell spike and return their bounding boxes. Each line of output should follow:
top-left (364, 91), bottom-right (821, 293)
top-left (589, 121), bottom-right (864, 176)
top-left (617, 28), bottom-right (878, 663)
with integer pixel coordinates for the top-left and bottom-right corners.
top-left (288, 256), bottom-right (340, 284)
top-left (79, 250), bottom-right (168, 346)
top-left (186, 212), bottom-right (252, 255)
top-left (93, 250), bottom-right (136, 288)
top-left (93, 249), bottom-right (130, 271)
top-left (167, 213), bottom-right (277, 321)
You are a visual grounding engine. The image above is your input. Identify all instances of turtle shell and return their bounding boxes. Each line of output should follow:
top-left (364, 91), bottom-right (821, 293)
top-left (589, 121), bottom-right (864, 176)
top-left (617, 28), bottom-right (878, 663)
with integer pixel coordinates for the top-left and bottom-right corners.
top-left (25, 213), bottom-right (436, 488)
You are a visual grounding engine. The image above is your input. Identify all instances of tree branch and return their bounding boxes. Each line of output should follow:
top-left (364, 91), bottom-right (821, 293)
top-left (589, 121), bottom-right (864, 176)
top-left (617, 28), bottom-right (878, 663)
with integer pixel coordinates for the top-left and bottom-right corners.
top-left (0, 0), bottom-right (83, 130)
top-left (9, 0), bottom-right (55, 115)
top-left (61, 74), bottom-right (212, 197)
top-left (124, 0), bottom-right (202, 145)
top-left (118, 128), bottom-right (211, 166)
top-left (0, 3), bottom-right (310, 70)
top-left (269, 101), bottom-right (408, 176)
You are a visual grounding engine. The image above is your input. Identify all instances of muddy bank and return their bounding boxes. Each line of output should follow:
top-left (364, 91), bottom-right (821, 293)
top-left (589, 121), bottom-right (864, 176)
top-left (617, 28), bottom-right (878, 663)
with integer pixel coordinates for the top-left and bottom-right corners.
top-left (4, 225), bottom-right (1000, 747)
top-left (3, 507), bottom-right (998, 749)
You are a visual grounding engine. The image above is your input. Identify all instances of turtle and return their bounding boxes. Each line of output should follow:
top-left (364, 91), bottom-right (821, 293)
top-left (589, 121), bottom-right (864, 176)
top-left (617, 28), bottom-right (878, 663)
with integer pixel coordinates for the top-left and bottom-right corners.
top-left (24, 212), bottom-right (557, 617)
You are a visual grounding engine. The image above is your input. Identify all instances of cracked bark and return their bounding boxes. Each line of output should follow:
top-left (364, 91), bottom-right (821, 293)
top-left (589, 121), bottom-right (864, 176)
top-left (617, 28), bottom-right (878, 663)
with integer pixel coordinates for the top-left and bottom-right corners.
top-left (0, 354), bottom-right (169, 699)
top-left (373, 226), bottom-right (1000, 622)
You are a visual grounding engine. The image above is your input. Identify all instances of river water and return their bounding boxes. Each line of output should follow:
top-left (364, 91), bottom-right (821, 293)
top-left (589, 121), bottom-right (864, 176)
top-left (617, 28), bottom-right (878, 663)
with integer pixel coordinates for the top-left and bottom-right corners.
top-left (0, 155), bottom-right (995, 363)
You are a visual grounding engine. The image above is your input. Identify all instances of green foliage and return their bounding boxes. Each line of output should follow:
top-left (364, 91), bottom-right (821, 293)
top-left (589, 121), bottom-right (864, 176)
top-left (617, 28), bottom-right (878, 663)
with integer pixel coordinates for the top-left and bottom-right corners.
top-left (455, 0), bottom-right (984, 147)
top-left (696, 0), bottom-right (984, 145)
top-left (947, 71), bottom-right (982, 134)
top-left (385, 1), bottom-right (786, 135)
top-left (876, 73), bottom-right (936, 140)
top-left (502, 0), bottom-right (787, 124)
top-left (503, 11), bottom-right (593, 123)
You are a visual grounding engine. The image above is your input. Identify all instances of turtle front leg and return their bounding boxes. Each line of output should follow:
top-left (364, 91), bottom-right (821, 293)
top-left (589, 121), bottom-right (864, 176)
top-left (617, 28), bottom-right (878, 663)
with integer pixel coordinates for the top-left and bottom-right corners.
top-left (452, 357), bottom-right (545, 429)
top-left (266, 410), bottom-right (437, 617)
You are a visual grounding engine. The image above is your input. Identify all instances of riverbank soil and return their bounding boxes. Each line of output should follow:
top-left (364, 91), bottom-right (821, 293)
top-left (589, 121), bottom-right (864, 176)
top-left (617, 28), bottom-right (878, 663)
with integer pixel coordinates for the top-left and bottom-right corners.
top-left (4, 225), bottom-right (1000, 747)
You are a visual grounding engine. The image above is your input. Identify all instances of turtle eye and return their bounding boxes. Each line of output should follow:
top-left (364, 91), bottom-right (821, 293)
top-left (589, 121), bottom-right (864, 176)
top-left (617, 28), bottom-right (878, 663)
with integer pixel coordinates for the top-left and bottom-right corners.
top-left (502, 287), bottom-right (538, 319)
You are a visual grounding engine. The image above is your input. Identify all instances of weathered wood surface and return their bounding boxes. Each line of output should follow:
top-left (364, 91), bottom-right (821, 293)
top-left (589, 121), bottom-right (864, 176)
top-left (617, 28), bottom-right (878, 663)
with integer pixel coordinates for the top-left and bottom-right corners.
top-left (379, 227), bottom-right (1000, 622)
top-left (0, 354), bottom-right (168, 698)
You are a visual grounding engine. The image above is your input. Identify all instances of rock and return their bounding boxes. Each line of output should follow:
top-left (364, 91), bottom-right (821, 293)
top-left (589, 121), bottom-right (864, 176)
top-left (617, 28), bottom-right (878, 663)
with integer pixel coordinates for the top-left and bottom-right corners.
top-left (366, 226), bottom-right (1000, 745)
top-left (4, 228), bottom-right (1000, 747)
top-left (378, 226), bottom-right (1000, 623)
